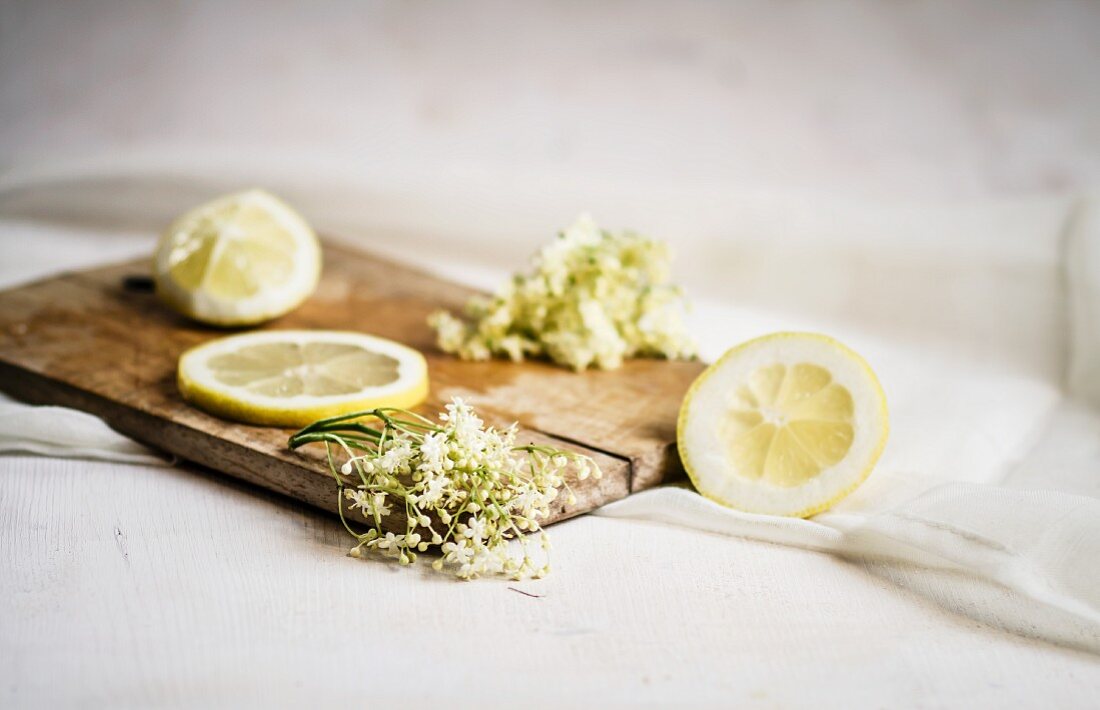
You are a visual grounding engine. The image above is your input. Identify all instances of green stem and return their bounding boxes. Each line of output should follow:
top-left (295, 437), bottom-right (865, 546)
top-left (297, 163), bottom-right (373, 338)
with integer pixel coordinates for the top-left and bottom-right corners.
top-left (288, 432), bottom-right (377, 451)
top-left (292, 408), bottom-right (386, 435)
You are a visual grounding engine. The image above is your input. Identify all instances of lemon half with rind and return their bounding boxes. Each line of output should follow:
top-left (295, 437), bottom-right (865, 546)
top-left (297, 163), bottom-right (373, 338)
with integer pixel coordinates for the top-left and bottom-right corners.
top-left (677, 332), bottom-right (888, 517)
top-left (178, 330), bottom-right (429, 427)
top-left (154, 189), bottom-right (321, 326)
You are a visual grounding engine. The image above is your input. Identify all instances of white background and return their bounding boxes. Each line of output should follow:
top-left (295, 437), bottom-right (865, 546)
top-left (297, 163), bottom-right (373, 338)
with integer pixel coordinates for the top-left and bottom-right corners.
top-left (2, 2), bottom-right (1100, 707)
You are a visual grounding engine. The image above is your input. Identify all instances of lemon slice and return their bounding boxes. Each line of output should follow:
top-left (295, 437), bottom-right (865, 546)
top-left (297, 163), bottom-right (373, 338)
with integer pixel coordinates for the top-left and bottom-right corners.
top-left (154, 189), bottom-right (321, 326)
top-left (178, 330), bottom-right (429, 427)
top-left (678, 332), bottom-right (888, 517)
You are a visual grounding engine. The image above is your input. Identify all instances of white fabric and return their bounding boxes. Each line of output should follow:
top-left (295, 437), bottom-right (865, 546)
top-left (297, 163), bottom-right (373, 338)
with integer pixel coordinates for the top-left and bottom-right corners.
top-left (0, 401), bottom-right (169, 467)
top-left (1069, 197), bottom-right (1100, 408)
top-left (589, 192), bottom-right (1100, 651)
top-left (3, 190), bottom-right (1099, 656)
top-left (3, 2), bottom-right (1100, 705)
top-left (599, 485), bottom-right (1100, 652)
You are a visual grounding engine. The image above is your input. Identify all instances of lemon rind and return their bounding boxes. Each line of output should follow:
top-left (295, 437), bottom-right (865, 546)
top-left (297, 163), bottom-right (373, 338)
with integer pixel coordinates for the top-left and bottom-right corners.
top-left (177, 330), bottom-right (430, 428)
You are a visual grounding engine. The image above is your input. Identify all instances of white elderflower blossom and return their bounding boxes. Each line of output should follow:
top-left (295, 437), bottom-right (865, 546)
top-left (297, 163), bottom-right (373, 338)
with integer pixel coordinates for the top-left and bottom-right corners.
top-left (418, 432), bottom-right (448, 470)
top-left (345, 488), bottom-right (393, 518)
top-left (415, 473), bottom-right (449, 507)
top-left (427, 214), bottom-right (697, 371)
top-left (288, 397), bottom-right (601, 580)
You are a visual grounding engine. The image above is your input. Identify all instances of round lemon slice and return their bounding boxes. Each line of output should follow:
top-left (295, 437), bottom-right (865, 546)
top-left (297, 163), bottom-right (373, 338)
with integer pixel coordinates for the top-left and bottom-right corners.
top-left (678, 332), bottom-right (888, 517)
top-left (178, 330), bottom-right (429, 427)
top-left (154, 189), bottom-right (321, 326)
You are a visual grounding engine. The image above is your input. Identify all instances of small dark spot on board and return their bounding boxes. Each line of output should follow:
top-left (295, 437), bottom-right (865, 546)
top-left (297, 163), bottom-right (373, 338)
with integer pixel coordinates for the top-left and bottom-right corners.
top-left (122, 275), bottom-right (155, 293)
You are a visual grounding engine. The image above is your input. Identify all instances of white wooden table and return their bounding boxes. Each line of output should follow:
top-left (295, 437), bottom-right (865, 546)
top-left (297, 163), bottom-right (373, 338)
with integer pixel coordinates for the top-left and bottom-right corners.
top-left (2, 221), bottom-right (1098, 708)
top-left (3, 450), bottom-right (1099, 708)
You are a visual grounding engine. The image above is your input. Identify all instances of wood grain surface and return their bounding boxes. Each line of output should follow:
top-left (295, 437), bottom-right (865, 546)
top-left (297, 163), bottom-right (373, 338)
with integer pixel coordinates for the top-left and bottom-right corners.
top-left (0, 242), bottom-right (703, 529)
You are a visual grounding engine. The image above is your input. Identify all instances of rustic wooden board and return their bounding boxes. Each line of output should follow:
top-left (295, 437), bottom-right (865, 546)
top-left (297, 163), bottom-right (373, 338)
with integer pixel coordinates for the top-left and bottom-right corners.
top-left (0, 242), bottom-right (703, 528)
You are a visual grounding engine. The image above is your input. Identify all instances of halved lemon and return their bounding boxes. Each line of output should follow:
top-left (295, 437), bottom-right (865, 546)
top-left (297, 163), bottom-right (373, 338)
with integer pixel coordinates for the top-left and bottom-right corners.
top-left (154, 189), bottom-right (321, 326)
top-left (178, 330), bottom-right (429, 427)
top-left (677, 332), bottom-right (888, 517)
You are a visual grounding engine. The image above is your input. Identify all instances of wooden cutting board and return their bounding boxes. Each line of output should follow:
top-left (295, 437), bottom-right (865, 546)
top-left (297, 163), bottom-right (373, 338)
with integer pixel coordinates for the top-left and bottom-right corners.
top-left (0, 241), bottom-right (703, 528)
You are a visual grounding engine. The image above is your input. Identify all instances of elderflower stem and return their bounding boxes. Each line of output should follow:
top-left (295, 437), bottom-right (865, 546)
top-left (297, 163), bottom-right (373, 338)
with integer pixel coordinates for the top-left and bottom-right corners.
top-left (323, 441), bottom-right (368, 541)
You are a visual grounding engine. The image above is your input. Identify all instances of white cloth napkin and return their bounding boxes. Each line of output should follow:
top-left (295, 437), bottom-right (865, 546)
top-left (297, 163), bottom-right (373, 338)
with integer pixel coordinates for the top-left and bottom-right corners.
top-left (594, 193), bottom-right (1100, 652)
top-left (598, 482), bottom-right (1100, 652)
top-left (0, 398), bottom-right (169, 467)
top-left (1, 180), bottom-right (1097, 653)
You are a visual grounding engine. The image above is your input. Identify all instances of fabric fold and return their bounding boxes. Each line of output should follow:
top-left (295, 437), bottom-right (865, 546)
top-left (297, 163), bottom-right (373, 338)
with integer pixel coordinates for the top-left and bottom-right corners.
top-left (0, 400), bottom-right (169, 467)
top-left (596, 483), bottom-right (1100, 652)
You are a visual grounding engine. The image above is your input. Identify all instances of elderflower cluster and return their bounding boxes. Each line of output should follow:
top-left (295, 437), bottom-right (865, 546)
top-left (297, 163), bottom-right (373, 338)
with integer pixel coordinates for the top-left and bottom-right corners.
top-left (296, 398), bottom-right (600, 580)
top-left (429, 214), bottom-right (697, 371)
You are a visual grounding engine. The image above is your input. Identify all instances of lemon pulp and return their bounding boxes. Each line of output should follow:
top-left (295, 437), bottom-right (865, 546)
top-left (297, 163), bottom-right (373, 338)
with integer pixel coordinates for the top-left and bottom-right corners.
top-left (167, 201), bottom-right (297, 297)
top-left (206, 342), bottom-right (401, 397)
top-left (721, 363), bottom-right (855, 488)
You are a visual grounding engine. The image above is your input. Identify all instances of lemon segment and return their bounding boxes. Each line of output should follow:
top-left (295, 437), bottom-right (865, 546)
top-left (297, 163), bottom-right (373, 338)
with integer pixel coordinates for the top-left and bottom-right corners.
top-left (678, 332), bottom-right (888, 517)
top-left (178, 330), bottom-right (429, 427)
top-left (154, 190), bottom-right (321, 326)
